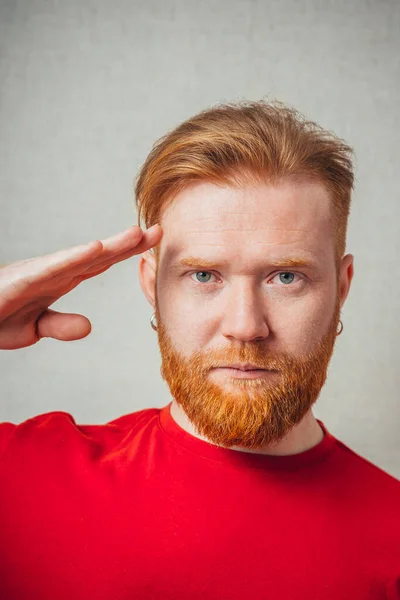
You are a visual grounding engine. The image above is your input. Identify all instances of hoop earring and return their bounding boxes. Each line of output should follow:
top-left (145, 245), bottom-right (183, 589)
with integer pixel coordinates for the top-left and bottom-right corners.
top-left (336, 319), bottom-right (343, 336)
top-left (150, 312), bottom-right (158, 331)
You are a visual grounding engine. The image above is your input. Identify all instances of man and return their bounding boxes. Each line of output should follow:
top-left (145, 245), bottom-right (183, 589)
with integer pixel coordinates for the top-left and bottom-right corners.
top-left (0, 101), bottom-right (399, 599)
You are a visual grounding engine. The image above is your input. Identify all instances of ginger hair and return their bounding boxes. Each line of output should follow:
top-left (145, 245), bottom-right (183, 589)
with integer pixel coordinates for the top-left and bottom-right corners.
top-left (134, 100), bottom-right (354, 270)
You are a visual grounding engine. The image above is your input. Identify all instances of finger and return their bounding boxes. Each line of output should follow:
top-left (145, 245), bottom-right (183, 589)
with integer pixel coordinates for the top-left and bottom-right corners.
top-left (66, 225), bottom-right (148, 276)
top-left (0, 242), bottom-right (104, 288)
top-left (96, 225), bottom-right (145, 254)
top-left (95, 224), bottom-right (161, 259)
top-left (135, 224), bottom-right (163, 251)
top-left (80, 249), bottom-right (142, 277)
top-left (12, 226), bottom-right (144, 282)
top-left (80, 263), bottom-right (114, 278)
top-left (37, 309), bottom-right (92, 341)
top-left (74, 225), bottom-right (163, 277)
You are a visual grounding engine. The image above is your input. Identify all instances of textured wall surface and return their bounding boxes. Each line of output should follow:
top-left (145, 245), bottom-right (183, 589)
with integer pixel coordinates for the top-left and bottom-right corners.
top-left (1, 0), bottom-right (399, 478)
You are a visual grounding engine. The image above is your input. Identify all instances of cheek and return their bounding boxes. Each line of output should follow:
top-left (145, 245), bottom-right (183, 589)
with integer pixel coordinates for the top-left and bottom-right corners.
top-left (280, 291), bottom-right (336, 352)
top-left (156, 282), bottom-right (217, 353)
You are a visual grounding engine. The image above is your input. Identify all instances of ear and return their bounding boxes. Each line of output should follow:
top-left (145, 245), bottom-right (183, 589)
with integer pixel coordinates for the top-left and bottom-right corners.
top-left (138, 250), bottom-right (157, 309)
top-left (338, 253), bottom-right (354, 309)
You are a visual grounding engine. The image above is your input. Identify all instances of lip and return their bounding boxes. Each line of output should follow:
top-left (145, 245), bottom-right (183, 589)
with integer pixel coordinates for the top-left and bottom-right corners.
top-left (216, 363), bottom-right (268, 371)
top-left (212, 366), bottom-right (278, 380)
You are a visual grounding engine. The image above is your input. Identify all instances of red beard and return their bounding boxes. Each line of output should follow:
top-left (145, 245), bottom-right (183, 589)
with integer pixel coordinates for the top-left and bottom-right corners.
top-left (154, 293), bottom-right (341, 450)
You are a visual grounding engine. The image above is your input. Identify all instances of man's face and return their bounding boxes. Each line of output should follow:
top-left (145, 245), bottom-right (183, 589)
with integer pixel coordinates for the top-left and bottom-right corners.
top-left (141, 177), bottom-right (353, 450)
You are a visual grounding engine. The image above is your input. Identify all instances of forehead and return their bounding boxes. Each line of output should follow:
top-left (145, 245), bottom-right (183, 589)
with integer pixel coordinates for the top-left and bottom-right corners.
top-left (158, 178), bottom-right (334, 266)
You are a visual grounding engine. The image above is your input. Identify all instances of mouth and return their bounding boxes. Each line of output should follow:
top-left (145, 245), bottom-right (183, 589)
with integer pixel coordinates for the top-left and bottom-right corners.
top-left (216, 364), bottom-right (270, 371)
top-left (211, 365), bottom-right (279, 380)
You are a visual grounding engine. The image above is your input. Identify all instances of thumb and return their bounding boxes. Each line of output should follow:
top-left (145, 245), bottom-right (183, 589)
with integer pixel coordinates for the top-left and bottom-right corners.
top-left (37, 309), bottom-right (92, 341)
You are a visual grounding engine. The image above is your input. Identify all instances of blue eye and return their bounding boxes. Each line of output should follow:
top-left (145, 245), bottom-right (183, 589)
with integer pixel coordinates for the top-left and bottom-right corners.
top-left (277, 272), bottom-right (295, 284)
top-left (192, 271), bottom-right (213, 283)
top-left (189, 271), bottom-right (301, 287)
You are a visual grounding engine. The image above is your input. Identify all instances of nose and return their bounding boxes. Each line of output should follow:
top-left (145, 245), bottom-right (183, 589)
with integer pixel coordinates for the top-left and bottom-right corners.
top-left (221, 281), bottom-right (270, 343)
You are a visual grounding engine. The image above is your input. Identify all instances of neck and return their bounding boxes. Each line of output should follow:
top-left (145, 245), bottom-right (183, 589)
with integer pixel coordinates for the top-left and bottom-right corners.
top-left (169, 400), bottom-right (324, 456)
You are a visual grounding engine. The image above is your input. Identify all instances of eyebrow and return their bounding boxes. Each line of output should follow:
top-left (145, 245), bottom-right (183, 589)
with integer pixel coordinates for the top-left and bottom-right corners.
top-left (174, 256), bottom-right (319, 271)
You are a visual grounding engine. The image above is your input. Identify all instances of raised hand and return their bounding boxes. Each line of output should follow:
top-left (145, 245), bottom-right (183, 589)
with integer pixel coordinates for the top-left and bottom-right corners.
top-left (0, 224), bottom-right (162, 350)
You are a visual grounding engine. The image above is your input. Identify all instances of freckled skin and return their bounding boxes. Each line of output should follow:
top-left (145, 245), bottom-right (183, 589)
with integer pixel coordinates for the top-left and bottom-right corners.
top-left (139, 178), bottom-right (354, 455)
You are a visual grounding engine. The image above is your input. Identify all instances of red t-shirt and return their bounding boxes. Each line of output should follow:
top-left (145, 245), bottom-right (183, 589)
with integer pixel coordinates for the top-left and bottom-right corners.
top-left (0, 403), bottom-right (399, 599)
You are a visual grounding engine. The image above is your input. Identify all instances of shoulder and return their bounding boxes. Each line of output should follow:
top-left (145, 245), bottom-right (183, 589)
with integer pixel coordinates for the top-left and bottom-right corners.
top-left (331, 435), bottom-right (400, 522)
top-left (334, 436), bottom-right (399, 486)
top-left (0, 407), bottom-right (161, 460)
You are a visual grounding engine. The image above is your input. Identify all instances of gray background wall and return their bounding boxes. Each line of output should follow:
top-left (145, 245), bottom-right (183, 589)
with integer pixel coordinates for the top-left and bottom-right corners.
top-left (1, 0), bottom-right (399, 479)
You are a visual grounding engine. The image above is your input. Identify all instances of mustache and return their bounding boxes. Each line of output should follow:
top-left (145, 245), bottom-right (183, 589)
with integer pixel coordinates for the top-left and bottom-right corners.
top-left (186, 347), bottom-right (293, 372)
